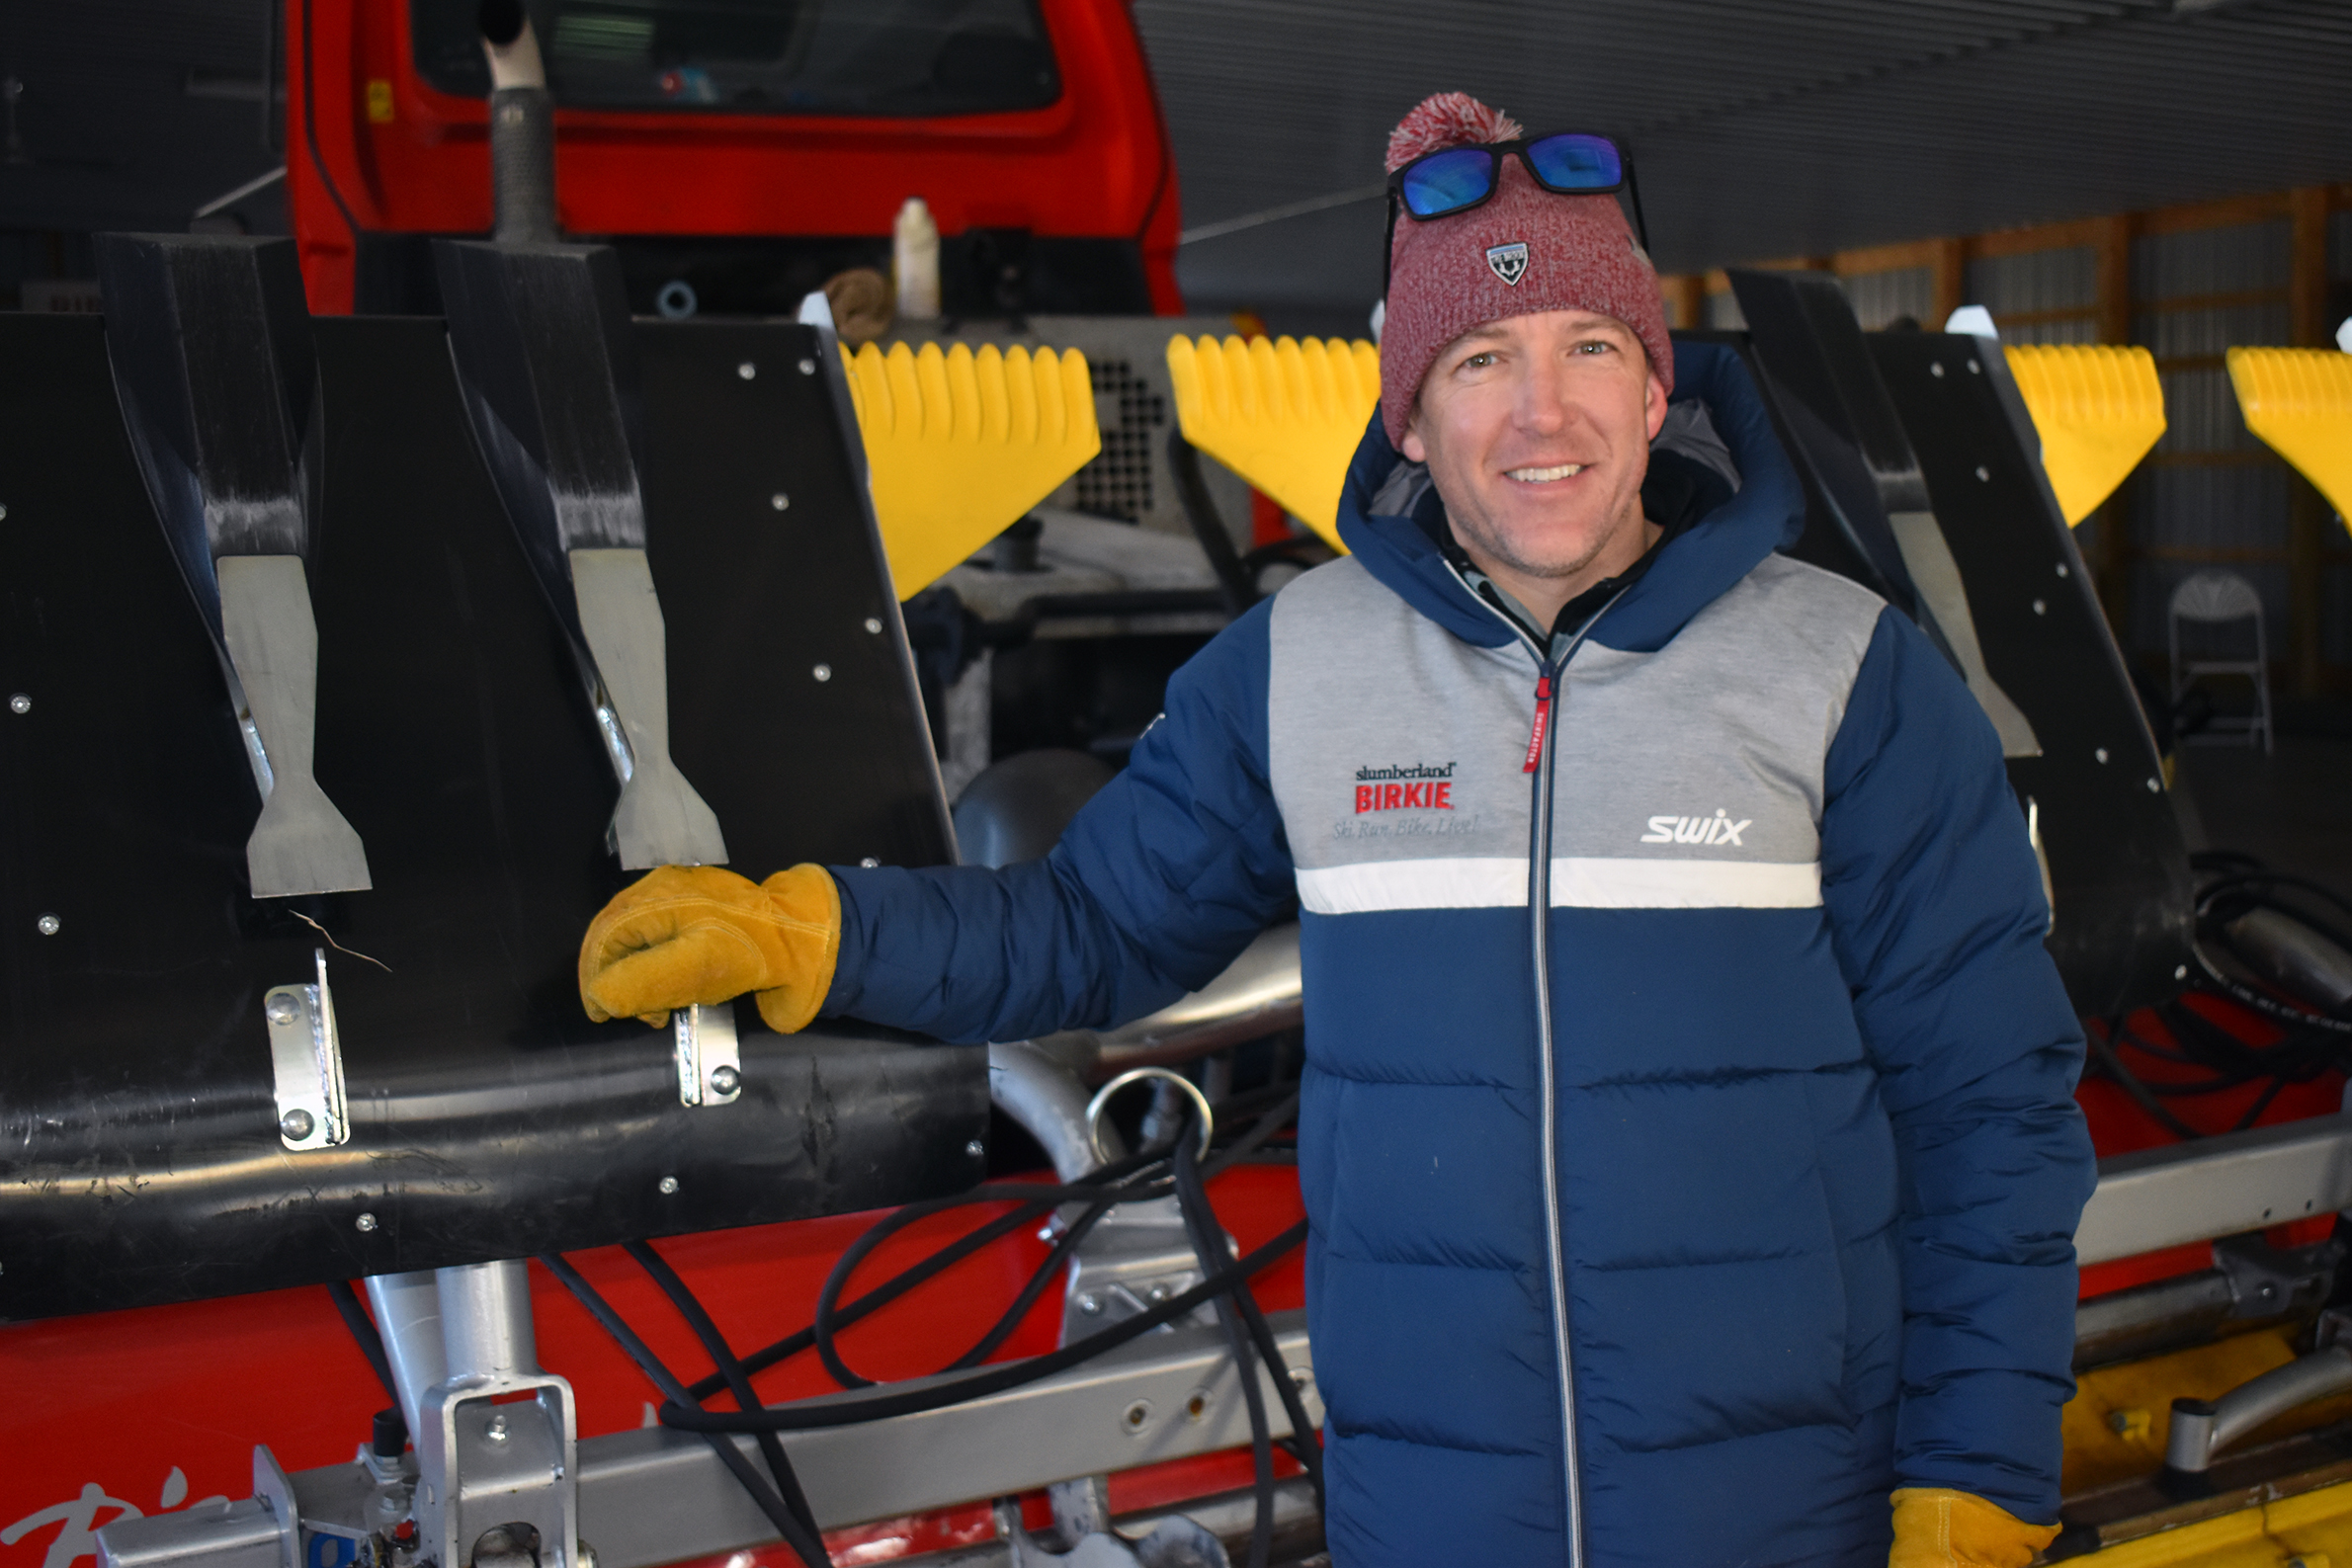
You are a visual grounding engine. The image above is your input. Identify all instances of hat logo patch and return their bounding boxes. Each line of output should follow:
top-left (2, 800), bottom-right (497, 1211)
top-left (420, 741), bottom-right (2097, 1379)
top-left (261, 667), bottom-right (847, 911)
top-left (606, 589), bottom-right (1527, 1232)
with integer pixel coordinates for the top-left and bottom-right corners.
top-left (1486, 241), bottom-right (1529, 287)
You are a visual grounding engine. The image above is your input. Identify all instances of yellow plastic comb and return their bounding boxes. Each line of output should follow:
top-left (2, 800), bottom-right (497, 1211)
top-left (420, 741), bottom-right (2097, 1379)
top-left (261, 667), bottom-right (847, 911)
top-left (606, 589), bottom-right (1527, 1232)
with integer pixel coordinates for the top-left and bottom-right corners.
top-left (845, 340), bottom-right (1101, 599)
top-left (1166, 335), bottom-right (1382, 552)
top-left (2003, 345), bottom-right (2167, 527)
top-left (2228, 347), bottom-right (2352, 530)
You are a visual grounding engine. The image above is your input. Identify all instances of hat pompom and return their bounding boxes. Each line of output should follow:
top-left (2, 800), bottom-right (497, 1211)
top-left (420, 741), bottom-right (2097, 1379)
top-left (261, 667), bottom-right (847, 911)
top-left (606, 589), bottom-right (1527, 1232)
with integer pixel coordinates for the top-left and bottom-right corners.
top-left (1385, 92), bottom-right (1525, 173)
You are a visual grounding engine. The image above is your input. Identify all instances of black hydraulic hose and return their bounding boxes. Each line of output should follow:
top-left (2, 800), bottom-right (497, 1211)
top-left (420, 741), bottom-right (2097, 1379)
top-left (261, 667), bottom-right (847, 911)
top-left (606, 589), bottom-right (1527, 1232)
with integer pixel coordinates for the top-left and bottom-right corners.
top-left (656, 1219), bottom-right (1310, 1434)
top-left (2089, 1019), bottom-right (2207, 1142)
top-left (1174, 1122), bottom-right (1274, 1568)
top-left (625, 1241), bottom-right (823, 1547)
top-left (541, 1254), bottom-right (832, 1568)
top-left (326, 1279), bottom-right (401, 1408)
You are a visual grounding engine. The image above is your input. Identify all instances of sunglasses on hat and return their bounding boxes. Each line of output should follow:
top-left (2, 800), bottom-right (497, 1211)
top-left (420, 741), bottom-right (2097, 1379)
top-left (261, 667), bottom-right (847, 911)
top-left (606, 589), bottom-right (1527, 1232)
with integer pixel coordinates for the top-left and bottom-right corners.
top-left (1383, 131), bottom-right (1649, 293)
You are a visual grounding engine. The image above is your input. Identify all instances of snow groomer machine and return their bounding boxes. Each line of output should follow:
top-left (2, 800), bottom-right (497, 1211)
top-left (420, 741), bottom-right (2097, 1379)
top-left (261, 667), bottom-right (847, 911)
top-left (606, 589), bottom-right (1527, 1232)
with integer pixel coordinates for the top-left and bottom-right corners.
top-left (14, 18), bottom-right (2352, 1568)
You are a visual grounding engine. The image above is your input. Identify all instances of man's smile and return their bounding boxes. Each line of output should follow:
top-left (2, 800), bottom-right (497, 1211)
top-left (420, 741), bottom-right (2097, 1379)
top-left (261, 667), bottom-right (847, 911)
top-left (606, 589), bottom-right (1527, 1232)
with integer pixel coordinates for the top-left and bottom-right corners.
top-left (1504, 461), bottom-right (1587, 483)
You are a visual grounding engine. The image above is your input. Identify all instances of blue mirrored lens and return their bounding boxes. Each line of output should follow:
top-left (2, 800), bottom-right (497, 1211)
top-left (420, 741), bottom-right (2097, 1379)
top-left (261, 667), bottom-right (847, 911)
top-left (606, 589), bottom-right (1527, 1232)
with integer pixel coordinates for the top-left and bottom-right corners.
top-left (1525, 133), bottom-right (1622, 191)
top-left (1400, 148), bottom-right (1497, 217)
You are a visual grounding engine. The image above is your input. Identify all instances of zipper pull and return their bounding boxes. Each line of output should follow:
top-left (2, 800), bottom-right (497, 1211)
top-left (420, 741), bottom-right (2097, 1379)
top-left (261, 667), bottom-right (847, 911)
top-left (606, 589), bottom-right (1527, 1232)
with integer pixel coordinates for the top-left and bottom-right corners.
top-left (1522, 674), bottom-right (1554, 774)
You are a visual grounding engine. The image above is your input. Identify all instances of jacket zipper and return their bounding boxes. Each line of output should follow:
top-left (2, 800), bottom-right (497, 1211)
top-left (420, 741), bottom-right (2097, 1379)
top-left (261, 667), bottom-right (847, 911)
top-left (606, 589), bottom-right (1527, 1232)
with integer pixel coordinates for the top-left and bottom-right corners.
top-left (1450, 558), bottom-right (1626, 1568)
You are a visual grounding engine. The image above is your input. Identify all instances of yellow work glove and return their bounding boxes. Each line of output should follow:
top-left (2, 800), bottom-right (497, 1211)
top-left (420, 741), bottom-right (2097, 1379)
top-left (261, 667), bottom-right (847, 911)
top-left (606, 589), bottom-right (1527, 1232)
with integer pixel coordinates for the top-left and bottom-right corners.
top-left (1890, 1488), bottom-right (2060, 1568)
top-left (578, 865), bottom-right (841, 1034)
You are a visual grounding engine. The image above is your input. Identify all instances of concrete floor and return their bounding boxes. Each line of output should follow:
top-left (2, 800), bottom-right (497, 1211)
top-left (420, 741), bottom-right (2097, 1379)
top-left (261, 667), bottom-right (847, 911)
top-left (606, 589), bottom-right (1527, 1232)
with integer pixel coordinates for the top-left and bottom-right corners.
top-left (2172, 737), bottom-right (2352, 894)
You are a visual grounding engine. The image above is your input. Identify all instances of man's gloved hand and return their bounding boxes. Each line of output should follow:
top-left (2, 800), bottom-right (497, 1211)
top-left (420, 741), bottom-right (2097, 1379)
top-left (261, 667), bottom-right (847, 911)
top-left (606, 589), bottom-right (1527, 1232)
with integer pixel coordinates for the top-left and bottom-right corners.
top-left (1890, 1488), bottom-right (2060, 1568)
top-left (578, 865), bottom-right (841, 1034)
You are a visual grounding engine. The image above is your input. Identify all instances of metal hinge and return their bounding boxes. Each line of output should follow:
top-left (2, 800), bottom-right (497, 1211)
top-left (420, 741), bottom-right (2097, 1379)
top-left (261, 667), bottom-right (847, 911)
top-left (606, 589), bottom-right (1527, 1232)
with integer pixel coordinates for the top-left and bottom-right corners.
top-left (264, 949), bottom-right (349, 1151)
top-left (673, 1001), bottom-right (741, 1108)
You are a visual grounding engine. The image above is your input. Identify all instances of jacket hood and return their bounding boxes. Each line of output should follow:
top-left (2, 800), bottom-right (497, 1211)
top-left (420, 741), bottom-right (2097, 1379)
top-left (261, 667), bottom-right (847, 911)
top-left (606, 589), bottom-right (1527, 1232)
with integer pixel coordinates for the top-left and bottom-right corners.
top-left (1333, 339), bottom-right (1806, 653)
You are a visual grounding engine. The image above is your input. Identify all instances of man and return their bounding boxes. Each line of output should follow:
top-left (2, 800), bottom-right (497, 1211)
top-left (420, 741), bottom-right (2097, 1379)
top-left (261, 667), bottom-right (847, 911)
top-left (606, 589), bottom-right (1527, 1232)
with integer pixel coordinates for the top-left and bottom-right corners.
top-left (579, 93), bottom-right (2094, 1568)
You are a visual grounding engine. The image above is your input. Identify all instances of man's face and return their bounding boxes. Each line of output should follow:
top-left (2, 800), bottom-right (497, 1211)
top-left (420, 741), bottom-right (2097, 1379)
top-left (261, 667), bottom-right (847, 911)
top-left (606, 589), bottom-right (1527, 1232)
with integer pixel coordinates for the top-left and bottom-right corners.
top-left (1401, 308), bottom-right (1668, 593)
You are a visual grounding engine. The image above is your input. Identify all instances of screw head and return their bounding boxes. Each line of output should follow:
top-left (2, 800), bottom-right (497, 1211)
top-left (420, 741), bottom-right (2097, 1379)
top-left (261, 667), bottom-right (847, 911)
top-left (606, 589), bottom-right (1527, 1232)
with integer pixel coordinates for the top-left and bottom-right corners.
top-left (2095, 747), bottom-right (2110, 764)
top-left (486, 1413), bottom-right (510, 1443)
top-left (798, 358), bottom-right (816, 375)
top-left (2177, 964), bottom-right (2190, 980)
top-left (708, 1063), bottom-right (740, 1096)
top-left (812, 664), bottom-right (832, 683)
top-left (1146, 1281), bottom-right (1171, 1302)
top-left (771, 492), bottom-right (790, 511)
top-left (8, 694), bottom-right (28, 714)
top-left (864, 618), bottom-right (882, 634)
top-left (1078, 1292), bottom-right (1102, 1315)
top-left (1930, 362), bottom-right (1946, 378)
top-left (356, 1211), bottom-right (378, 1233)
top-left (737, 362), bottom-right (757, 380)
top-left (2032, 599), bottom-right (2047, 616)
top-left (2146, 777), bottom-right (2162, 793)
top-left (280, 1108), bottom-right (315, 1140)
top-left (35, 913), bottom-right (58, 936)
top-left (1967, 359), bottom-right (1981, 374)
top-left (965, 1138), bottom-right (984, 1159)
top-left (1974, 465), bottom-right (1990, 482)
top-left (2057, 562), bottom-right (2069, 578)
top-left (266, 994), bottom-right (301, 1025)
top-left (658, 1175), bottom-right (680, 1195)
top-left (860, 857), bottom-right (880, 868)
top-left (0, 503), bottom-right (9, 520)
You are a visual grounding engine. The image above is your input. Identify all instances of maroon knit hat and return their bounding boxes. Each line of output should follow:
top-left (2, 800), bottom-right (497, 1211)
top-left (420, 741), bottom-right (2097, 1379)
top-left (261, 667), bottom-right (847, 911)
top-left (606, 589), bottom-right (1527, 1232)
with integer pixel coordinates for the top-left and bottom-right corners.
top-left (1379, 93), bottom-right (1673, 446)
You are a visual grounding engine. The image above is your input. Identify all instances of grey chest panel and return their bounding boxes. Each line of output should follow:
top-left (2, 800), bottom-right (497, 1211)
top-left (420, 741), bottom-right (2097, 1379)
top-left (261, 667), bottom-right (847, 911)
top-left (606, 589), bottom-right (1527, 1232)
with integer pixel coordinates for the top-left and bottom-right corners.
top-left (1264, 554), bottom-right (1886, 912)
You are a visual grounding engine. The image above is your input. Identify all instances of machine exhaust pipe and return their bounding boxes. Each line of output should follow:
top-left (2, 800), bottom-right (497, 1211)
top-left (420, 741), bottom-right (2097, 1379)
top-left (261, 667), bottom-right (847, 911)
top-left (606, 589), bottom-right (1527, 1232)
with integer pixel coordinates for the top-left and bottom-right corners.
top-left (479, 0), bottom-right (557, 244)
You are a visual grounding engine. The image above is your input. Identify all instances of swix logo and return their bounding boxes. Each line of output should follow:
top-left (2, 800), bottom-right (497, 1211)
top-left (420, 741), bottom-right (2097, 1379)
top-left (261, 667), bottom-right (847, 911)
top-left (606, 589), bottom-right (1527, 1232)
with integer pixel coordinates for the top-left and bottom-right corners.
top-left (1641, 809), bottom-right (1750, 847)
top-left (1355, 761), bottom-right (1456, 814)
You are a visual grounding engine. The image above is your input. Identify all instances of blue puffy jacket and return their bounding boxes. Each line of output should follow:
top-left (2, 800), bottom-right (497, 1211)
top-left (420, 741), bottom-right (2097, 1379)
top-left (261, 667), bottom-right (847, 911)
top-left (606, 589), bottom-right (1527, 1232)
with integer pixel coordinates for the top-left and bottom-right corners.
top-left (823, 340), bottom-right (2095, 1567)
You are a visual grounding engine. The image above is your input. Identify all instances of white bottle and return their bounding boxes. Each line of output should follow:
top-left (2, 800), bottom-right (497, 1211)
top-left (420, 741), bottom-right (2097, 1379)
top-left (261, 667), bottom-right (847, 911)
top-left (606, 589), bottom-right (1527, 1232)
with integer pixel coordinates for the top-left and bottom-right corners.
top-left (894, 197), bottom-right (941, 321)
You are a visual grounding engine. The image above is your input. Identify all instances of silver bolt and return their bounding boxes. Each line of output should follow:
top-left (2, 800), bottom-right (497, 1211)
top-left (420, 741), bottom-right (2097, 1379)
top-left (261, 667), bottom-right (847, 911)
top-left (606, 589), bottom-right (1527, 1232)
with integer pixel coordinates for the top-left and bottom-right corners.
top-left (658, 1175), bottom-right (680, 1195)
top-left (1974, 465), bottom-right (1990, 481)
top-left (2094, 747), bottom-right (2110, 764)
top-left (8, 694), bottom-right (28, 714)
top-left (0, 503), bottom-right (9, 520)
top-left (860, 857), bottom-right (880, 868)
top-left (863, 618), bottom-right (882, 634)
top-left (356, 1211), bottom-right (378, 1233)
top-left (2146, 777), bottom-right (2161, 793)
top-left (1078, 1292), bottom-right (1102, 1315)
top-left (35, 913), bottom-right (58, 936)
top-left (1289, 1367), bottom-right (1310, 1387)
top-left (812, 663), bottom-right (832, 682)
top-left (485, 1413), bottom-right (509, 1444)
top-left (1929, 363), bottom-right (1945, 378)
top-left (376, 1493), bottom-right (402, 1516)
top-left (708, 1063), bottom-right (740, 1096)
top-left (1122, 1400), bottom-right (1150, 1431)
top-left (1146, 1281), bottom-right (1171, 1302)
top-left (1967, 359), bottom-right (1981, 374)
top-left (2032, 600), bottom-right (2046, 616)
top-left (280, 1108), bottom-right (315, 1140)
top-left (771, 492), bottom-right (790, 511)
top-left (266, 994), bottom-right (301, 1025)
top-left (2176, 964), bottom-right (2190, 980)
top-left (737, 362), bottom-right (757, 380)
top-left (965, 1138), bottom-right (984, 1159)
top-left (798, 359), bottom-right (816, 375)
top-left (576, 1543), bottom-right (599, 1568)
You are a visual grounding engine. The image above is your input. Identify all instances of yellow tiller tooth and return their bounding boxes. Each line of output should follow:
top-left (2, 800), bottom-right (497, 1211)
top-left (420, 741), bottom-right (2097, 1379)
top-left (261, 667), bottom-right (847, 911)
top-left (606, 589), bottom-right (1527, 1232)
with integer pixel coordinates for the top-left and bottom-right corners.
top-left (2003, 344), bottom-right (2167, 527)
top-left (1165, 333), bottom-right (1383, 552)
top-left (2228, 347), bottom-right (2352, 531)
top-left (847, 339), bottom-right (1103, 600)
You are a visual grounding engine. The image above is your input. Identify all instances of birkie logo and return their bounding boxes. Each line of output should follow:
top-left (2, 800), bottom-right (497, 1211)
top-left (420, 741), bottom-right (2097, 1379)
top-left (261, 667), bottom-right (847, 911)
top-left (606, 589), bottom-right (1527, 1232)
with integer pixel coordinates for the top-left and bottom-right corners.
top-left (1642, 809), bottom-right (1750, 847)
top-left (1355, 762), bottom-right (1456, 814)
top-left (1485, 241), bottom-right (1529, 287)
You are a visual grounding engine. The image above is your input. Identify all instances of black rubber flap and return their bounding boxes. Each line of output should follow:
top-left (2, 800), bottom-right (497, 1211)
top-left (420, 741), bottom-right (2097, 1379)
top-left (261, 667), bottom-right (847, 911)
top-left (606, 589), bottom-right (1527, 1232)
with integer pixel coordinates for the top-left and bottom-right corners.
top-left (0, 310), bottom-right (973, 1322)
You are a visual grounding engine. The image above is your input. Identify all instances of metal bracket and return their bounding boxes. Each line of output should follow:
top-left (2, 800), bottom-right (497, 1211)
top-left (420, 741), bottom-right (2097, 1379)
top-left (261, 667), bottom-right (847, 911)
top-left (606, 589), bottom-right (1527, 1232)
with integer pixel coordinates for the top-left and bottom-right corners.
top-left (2215, 1232), bottom-right (2340, 1320)
top-left (673, 1001), bottom-right (741, 1108)
top-left (249, 1447), bottom-right (300, 1568)
top-left (264, 949), bottom-right (349, 1150)
top-left (1061, 1196), bottom-right (1216, 1347)
top-left (414, 1373), bottom-right (578, 1568)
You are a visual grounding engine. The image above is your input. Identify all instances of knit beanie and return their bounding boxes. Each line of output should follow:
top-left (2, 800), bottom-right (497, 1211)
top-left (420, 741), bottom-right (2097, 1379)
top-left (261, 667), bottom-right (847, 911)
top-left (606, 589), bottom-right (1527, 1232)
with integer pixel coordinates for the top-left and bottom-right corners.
top-left (1379, 93), bottom-right (1673, 446)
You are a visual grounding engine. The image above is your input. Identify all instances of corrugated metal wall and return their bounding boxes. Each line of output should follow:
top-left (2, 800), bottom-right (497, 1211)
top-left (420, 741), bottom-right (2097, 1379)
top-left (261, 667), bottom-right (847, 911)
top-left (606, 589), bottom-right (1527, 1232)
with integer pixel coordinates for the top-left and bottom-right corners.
top-left (1967, 249), bottom-right (2098, 345)
top-left (1845, 268), bottom-right (1934, 331)
top-left (2128, 221), bottom-right (2296, 663)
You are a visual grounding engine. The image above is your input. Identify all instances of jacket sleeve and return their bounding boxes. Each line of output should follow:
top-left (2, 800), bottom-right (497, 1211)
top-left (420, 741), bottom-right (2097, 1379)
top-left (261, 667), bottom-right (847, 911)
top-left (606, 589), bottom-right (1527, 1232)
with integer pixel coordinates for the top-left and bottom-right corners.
top-left (819, 597), bottom-right (1296, 1044)
top-left (1819, 606), bottom-right (2096, 1524)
